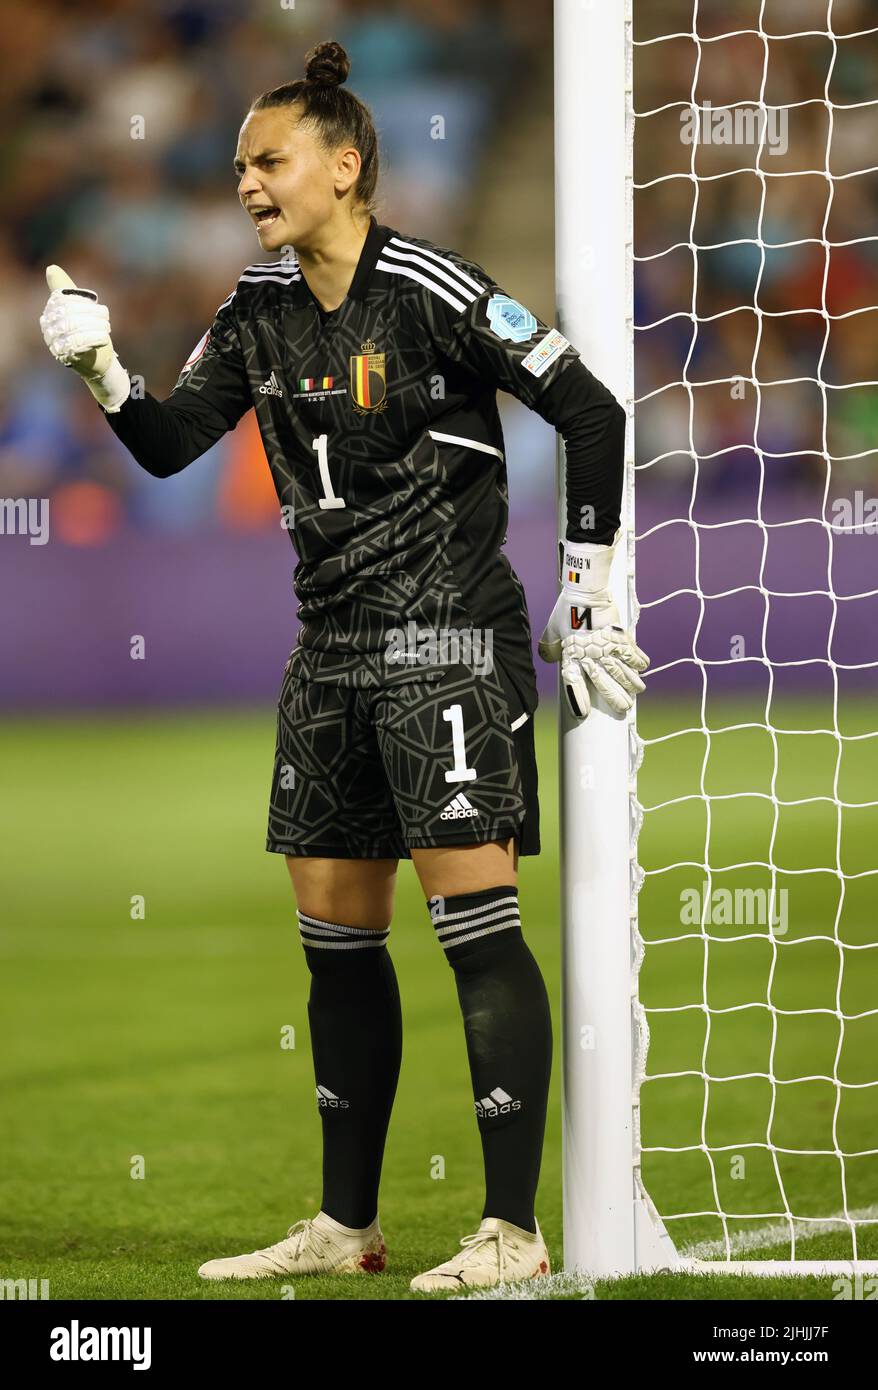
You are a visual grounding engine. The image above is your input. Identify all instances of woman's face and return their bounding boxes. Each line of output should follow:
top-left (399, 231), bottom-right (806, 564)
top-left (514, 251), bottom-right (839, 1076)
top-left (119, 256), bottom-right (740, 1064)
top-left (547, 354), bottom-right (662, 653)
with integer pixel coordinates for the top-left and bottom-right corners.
top-left (234, 106), bottom-right (357, 252)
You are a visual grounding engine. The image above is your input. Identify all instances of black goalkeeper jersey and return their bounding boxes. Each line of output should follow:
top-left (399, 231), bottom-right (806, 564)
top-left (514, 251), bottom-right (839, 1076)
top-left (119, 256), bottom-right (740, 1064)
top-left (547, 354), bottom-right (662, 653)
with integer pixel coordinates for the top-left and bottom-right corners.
top-left (104, 215), bottom-right (625, 715)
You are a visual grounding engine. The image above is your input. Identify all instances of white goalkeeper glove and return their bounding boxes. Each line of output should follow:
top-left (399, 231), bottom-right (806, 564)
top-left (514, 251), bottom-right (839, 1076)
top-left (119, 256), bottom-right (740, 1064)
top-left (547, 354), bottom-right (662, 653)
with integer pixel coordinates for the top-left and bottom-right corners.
top-left (538, 531), bottom-right (649, 719)
top-left (39, 264), bottom-right (131, 413)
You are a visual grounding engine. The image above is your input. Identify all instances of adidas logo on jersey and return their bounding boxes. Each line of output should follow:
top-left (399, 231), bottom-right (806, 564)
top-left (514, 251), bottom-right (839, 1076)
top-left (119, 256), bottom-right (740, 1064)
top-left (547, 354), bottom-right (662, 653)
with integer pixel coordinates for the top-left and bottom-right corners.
top-left (316, 1084), bottom-right (349, 1109)
top-left (258, 371), bottom-right (284, 397)
top-left (440, 793), bottom-right (479, 820)
top-left (475, 1087), bottom-right (521, 1119)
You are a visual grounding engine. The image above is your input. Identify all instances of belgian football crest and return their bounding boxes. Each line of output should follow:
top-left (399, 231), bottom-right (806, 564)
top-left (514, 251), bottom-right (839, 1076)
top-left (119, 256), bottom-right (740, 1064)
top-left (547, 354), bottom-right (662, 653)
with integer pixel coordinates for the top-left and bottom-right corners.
top-left (349, 339), bottom-right (387, 413)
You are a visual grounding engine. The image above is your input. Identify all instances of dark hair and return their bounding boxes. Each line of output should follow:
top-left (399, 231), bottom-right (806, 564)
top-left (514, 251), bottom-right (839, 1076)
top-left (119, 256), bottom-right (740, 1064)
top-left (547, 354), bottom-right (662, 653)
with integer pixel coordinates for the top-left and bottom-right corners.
top-left (249, 41), bottom-right (379, 216)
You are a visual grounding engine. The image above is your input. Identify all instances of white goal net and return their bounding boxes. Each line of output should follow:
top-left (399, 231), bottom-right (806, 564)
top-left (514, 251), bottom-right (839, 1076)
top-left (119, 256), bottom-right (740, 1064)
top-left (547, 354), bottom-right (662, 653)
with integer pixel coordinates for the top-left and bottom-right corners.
top-left (629, 0), bottom-right (878, 1272)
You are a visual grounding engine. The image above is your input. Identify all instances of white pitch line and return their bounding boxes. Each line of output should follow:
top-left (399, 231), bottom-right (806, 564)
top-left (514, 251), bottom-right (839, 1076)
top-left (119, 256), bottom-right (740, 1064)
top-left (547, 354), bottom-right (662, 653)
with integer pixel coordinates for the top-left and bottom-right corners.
top-left (444, 1214), bottom-right (878, 1294)
top-left (449, 1272), bottom-right (596, 1300)
top-left (679, 1205), bottom-right (878, 1262)
top-left (444, 1207), bottom-right (878, 1295)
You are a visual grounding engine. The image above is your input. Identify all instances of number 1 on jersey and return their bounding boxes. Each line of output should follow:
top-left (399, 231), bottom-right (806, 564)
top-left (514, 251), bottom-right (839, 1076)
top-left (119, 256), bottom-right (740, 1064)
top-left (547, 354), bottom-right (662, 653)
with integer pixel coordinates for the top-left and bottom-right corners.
top-left (442, 704), bottom-right (477, 783)
top-left (312, 434), bottom-right (346, 509)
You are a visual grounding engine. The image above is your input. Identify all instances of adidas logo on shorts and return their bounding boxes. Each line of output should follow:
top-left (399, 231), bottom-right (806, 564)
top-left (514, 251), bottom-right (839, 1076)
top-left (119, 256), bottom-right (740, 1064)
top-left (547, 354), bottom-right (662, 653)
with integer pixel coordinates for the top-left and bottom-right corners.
top-left (475, 1086), bottom-right (521, 1118)
top-left (440, 793), bottom-right (479, 820)
top-left (316, 1084), bottom-right (349, 1109)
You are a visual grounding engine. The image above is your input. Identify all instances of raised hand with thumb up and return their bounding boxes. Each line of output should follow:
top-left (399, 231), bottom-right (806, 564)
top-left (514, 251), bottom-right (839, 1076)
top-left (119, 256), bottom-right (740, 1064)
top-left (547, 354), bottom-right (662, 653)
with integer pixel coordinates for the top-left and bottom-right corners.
top-left (39, 265), bottom-right (131, 412)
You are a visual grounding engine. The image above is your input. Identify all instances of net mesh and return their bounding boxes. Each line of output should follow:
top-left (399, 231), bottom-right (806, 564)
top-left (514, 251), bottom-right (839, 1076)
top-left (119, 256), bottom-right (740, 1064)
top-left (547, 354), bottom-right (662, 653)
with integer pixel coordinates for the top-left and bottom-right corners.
top-left (629, 0), bottom-right (878, 1263)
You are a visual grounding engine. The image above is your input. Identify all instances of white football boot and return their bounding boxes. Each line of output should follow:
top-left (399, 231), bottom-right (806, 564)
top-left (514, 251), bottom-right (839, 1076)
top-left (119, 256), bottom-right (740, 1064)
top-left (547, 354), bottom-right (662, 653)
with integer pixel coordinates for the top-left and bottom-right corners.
top-left (197, 1210), bottom-right (387, 1281)
top-left (410, 1216), bottom-right (550, 1293)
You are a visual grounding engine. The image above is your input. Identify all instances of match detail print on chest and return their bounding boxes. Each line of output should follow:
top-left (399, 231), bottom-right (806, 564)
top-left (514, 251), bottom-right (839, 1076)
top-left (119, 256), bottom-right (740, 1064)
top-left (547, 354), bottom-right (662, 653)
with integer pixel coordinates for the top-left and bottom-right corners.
top-left (283, 304), bottom-right (389, 414)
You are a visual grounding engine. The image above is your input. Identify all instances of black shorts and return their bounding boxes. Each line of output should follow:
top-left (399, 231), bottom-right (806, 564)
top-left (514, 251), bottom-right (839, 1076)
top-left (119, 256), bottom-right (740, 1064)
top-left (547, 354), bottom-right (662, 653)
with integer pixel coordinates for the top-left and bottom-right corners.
top-left (266, 647), bottom-right (540, 860)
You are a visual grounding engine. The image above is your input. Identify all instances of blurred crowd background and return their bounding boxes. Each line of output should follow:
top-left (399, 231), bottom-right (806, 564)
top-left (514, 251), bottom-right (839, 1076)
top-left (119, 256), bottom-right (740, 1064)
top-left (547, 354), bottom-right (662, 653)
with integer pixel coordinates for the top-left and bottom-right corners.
top-left (4, 0), bottom-right (876, 535)
top-left (633, 0), bottom-right (878, 513)
top-left (1, 0), bottom-right (876, 703)
top-left (1, 0), bottom-right (553, 544)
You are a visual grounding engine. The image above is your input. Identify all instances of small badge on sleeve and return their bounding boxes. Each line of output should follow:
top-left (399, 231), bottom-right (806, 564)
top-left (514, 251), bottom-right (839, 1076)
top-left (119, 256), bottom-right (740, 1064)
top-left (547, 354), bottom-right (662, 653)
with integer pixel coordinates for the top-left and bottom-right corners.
top-left (486, 294), bottom-right (538, 343)
top-left (522, 329), bottom-right (571, 378)
top-left (181, 330), bottom-right (210, 375)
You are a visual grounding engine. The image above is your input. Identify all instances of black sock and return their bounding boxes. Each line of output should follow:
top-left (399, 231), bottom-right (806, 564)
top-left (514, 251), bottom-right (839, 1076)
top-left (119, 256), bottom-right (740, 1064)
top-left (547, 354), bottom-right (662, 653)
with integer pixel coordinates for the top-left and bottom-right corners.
top-left (299, 911), bottom-right (402, 1229)
top-left (427, 886), bottom-right (553, 1234)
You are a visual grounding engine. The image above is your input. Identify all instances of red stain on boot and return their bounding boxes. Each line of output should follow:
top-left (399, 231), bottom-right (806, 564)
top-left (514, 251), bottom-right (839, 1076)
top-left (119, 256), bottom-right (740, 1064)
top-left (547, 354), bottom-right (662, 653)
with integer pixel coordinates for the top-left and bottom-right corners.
top-left (359, 1243), bottom-right (387, 1273)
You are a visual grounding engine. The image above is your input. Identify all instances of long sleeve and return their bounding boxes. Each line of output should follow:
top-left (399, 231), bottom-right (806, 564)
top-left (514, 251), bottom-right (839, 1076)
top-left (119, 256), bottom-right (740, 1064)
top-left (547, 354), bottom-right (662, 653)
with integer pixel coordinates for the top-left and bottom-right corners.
top-left (533, 357), bottom-right (625, 544)
top-left (102, 293), bottom-right (253, 478)
top-left (422, 273), bottom-right (624, 545)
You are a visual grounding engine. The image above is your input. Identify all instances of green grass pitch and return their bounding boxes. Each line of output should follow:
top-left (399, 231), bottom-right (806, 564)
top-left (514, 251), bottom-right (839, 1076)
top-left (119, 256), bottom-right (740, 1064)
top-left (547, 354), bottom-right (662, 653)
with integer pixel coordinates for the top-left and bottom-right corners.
top-left (1, 698), bottom-right (875, 1300)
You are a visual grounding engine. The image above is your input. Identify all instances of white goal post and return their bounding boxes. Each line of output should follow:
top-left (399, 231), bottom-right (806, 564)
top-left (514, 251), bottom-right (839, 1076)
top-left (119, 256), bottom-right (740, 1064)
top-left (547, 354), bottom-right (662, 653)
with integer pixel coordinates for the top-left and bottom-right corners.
top-left (554, 0), bottom-right (878, 1279)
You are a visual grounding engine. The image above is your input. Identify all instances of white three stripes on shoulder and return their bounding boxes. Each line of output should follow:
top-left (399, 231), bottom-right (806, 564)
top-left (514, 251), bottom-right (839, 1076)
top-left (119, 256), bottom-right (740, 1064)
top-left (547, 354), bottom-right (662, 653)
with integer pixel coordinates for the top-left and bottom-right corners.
top-left (238, 260), bottom-right (302, 288)
top-left (387, 237), bottom-right (486, 295)
top-left (243, 259), bottom-right (301, 275)
top-left (216, 260), bottom-right (301, 311)
top-left (380, 244), bottom-right (483, 300)
top-left (375, 259), bottom-right (469, 312)
top-left (238, 273), bottom-right (302, 287)
top-left (376, 237), bottom-right (488, 313)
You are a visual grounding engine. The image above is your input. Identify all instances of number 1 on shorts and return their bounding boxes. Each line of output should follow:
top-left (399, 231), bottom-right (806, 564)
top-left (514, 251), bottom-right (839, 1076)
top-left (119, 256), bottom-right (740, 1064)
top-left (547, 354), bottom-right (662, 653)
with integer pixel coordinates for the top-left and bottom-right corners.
top-left (442, 703), bottom-right (476, 783)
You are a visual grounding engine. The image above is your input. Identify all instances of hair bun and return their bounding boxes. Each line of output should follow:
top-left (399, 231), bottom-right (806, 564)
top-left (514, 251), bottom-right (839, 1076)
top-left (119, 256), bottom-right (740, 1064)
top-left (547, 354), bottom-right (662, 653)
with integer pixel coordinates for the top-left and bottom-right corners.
top-left (304, 40), bottom-right (350, 87)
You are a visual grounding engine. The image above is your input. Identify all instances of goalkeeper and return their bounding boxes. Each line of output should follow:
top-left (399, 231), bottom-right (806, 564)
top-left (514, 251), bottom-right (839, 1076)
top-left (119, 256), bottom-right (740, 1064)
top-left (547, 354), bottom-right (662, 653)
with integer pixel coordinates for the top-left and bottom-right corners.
top-left (40, 39), bottom-right (648, 1293)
